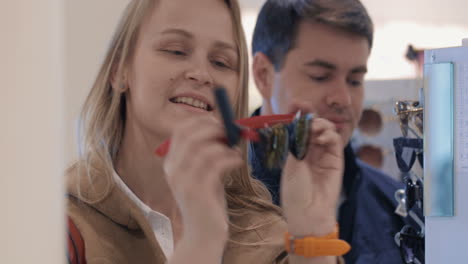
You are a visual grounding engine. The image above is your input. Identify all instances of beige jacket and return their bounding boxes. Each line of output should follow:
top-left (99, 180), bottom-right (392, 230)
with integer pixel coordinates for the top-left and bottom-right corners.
top-left (66, 166), bottom-right (343, 263)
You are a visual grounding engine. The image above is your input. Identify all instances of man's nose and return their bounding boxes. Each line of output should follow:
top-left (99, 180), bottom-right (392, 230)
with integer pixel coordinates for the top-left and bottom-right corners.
top-left (326, 80), bottom-right (352, 108)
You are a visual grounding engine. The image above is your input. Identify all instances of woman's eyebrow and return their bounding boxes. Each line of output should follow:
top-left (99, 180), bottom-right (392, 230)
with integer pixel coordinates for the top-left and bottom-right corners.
top-left (159, 28), bottom-right (237, 55)
top-left (213, 41), bottom-right (237, 54)
top-left (160, 28), bottom-right (193, 39)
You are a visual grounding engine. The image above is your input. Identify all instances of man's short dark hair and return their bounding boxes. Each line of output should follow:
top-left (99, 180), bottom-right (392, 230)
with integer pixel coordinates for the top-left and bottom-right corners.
top-left (252, 0), bottom-right (374, 71)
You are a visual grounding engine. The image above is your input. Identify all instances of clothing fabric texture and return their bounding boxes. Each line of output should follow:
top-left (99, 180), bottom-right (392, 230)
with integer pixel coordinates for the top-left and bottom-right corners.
top-left (112, 170), bottom-right (174, 258)
top-left (248, 108), bottom-right (409, 264)
top-left (66, 163), bottom-right (344, 263)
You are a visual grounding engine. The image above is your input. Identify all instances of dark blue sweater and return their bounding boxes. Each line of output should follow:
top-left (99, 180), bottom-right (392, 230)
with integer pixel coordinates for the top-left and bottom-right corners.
top-left (248, 109), bottom-right (409, 264)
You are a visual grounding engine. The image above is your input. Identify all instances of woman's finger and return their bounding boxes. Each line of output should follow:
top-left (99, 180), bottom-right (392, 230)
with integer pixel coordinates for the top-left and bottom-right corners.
top-left (165, 142), bottom-right (241, 188)
top-left (170, 116), bottom-right (234, 157)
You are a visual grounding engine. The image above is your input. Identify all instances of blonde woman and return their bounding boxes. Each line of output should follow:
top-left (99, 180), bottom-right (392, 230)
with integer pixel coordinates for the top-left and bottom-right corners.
top-left (67, 0), bottom-right (345, 263)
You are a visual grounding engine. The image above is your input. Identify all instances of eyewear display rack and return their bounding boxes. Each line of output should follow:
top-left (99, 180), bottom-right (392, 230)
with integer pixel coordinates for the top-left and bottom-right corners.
top-left (423, 39), bottom-right (468, 264)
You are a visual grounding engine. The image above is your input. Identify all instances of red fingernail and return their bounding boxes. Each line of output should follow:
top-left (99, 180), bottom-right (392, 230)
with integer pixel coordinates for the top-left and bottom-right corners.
top-left (155, 140), bottom-right (170, 157)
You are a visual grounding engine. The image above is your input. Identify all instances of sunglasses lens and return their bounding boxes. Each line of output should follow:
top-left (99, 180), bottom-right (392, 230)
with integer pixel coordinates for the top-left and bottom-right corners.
top-left (254, 112), bottom-right (314, 168)
top-left (398, 225), bottom-right (424, 264)
top-left (401, 246), bottom-right (415, 263)
top-left (258, 124), bottom-right (289, 169)
top-left (393, 137), bottom-right (424, 173)
top-left (289, 113), bottom-right (313, 160)
top-left (417, 152), bottom-right (424, 168)
top-left (399, 115), bottom-right (410, 137)
top-left (413, 112), bottom-right (424, 135)
top-left (405, 180), bottom-right (417, 210)
top-left (393, 138), bottom-right (417, 173)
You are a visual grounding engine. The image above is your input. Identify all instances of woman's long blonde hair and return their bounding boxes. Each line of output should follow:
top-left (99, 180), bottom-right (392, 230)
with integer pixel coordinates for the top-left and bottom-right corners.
top-left (70, 0), bottom-right (282, 234)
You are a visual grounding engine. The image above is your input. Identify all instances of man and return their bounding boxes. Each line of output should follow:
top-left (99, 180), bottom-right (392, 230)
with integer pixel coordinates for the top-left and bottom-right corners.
top-left (249, 0), bottom-right (408, 263)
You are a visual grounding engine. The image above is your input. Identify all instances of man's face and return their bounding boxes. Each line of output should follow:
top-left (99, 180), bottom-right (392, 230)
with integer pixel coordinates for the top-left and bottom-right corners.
top-left (260, 22), bottom-right (370, 146)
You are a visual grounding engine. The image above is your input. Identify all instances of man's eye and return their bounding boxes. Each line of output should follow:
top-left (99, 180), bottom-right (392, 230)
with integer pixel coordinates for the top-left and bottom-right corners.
top-left (348, 79), bottom-right (362, 86)
top-left (309, 75), bottom-right (328, 82)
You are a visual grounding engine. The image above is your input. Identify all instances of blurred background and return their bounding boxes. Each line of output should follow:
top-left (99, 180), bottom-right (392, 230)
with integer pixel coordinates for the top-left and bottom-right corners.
top-left (64, 0), bottom-right (468, 180)
top-left (2, 0), bottom-right (467, 263)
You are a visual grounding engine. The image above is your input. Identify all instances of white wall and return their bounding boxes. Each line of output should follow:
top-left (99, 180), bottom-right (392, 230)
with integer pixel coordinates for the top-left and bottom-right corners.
top-left (239, 0), bottom-right (468, 25)
top-left (1, 1), bottom-right (65, 263)
top-left (64, 0), bottom-right (129, 165)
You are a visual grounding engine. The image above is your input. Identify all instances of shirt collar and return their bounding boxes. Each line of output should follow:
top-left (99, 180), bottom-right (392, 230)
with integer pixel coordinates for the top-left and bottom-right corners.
top-left (112, 170), bottom-right (171, 225)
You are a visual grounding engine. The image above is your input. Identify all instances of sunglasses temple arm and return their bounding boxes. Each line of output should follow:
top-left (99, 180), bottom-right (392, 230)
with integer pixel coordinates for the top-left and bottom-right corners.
top-left (154, 130), bottom-right (260, 158)
top-left (154, 110), bottom-right (295, 157)
top-left (409, 210), bottom-right (425, 236)
top-left (214, 87), bottom-right (242, 147)
top-left (407, 126), bottom-right (422, 139)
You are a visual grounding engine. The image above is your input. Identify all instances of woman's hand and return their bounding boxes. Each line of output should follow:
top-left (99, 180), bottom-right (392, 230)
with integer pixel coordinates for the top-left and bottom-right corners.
top-left (281, 117), bottom-right (344, 237)
top-left (162, 115), bottom-right (243, 261)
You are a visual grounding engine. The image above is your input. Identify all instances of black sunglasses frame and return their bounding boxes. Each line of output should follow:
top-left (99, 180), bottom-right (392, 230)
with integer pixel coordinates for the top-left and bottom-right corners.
top-left (393, 137), bottom-right (424, 173)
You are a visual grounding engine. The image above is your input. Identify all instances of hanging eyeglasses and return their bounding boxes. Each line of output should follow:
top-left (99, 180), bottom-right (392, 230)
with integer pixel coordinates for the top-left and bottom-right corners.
top-left (395, 225), bottom-right (425, 264)
top-left (393, 137), bottom-right (423, 173)
top-left (393, 99), bottom-right (425, 264)
top-left (394, 100), bottom-right (423, 138)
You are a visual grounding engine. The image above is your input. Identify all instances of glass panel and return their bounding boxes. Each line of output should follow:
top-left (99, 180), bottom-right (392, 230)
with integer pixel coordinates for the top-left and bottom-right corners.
top-left (424, 62), bottom-right (454, 217)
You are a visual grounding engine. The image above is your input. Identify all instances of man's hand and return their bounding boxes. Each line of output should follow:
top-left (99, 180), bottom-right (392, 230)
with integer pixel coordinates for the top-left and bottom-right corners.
top-left (281, 117), bottom-right (344, 237)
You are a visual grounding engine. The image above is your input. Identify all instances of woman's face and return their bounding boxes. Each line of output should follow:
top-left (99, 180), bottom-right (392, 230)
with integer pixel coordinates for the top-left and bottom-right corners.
top-left (124, 0), bottom-right (240, 140)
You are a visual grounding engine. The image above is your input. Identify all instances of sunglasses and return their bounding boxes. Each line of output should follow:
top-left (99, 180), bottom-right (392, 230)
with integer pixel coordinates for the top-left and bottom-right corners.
top-left (394, 101), bottom-right (423, 137)
top-left (395, 225), bottom-right (425, 264)
top-left (393, 137), bottom-right (424, 173)
top-left (252, 112), bottom-right (313, 169)
top-left (405, 176), bottom-right (424, 212)
top-left (155, 87), bottom-right (314, 169)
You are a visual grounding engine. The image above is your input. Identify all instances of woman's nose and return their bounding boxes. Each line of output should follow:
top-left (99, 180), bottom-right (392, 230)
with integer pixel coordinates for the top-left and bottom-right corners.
top-left (184, 59), bottom-right (214, 87)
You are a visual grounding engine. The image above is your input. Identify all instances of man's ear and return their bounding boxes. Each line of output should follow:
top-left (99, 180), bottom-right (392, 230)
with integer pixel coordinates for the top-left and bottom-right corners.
top-left (252, 52), bottom-right (275, 100)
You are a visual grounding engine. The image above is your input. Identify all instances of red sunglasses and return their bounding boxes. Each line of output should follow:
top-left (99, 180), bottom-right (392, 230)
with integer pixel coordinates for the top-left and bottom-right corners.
top-left (155, 88), bottom-right (313, 169)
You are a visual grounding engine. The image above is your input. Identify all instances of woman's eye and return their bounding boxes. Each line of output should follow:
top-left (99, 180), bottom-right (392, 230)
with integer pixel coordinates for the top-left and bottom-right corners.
top-left (162, 49), bottom-right (187, 56)
top-left (213, 60), bottom-right (230, 69)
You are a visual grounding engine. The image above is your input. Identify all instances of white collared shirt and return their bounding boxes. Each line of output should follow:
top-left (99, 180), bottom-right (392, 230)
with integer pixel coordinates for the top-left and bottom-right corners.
top-left (113, 171), bottom-right (174, 258)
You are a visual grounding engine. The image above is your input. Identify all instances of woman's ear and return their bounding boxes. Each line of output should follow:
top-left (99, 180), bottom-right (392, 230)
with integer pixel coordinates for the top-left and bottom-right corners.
top-left (110, 62), bottom-right (128, 93)
top-left (252, 52), bottom-right (275, 100)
